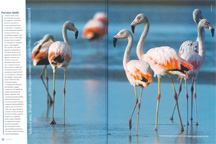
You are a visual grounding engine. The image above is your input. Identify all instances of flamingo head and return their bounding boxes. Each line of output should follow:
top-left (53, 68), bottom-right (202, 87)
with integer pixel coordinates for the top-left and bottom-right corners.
top-left (64, 21), bottom-right (79, 39)
top-left (193, 9), bottom-right (203, 25)
top-left (199, 19), bottom-right (214, 37)
top-left (113, 29), bottom-right (132, 47)
top-left (131, 13), bottom-right (149, 33)
top-left (38, 34), bottom-right (54, 49)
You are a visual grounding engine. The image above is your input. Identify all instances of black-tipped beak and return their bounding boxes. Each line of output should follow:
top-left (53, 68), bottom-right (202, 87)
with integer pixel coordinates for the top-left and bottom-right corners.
top-left (75, 31), bottom-right (78, 39)
top-left (113, 37), bottom-right (118, 47)
top-left (211, 28), bottom-right (214, 37)
top-left (131, 25), bottom-right (135, 33)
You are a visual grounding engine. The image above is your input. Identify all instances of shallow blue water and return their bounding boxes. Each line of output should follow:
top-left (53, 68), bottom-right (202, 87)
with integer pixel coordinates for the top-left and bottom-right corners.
top-left (27, 2), bottom-right (216, 144)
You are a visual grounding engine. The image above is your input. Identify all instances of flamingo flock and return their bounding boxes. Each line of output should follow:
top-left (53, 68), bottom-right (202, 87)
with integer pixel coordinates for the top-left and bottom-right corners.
top-left (113, 9), bottom-right (214, 134)
top-left (32, 9), bottom-right (214, 135)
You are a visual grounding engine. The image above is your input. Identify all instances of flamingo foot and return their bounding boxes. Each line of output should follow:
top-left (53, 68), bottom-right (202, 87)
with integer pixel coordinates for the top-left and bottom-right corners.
top-left (181, 127), bottom-right (184, 132)
top-left (129, 118), bottom-right (132, 130)
top-left (50, 118), bottom-right (56, 125)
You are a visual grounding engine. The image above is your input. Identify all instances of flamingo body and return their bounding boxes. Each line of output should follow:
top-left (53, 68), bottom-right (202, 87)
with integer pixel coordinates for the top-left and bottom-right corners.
top-left (82, 12), bottom-right (107, 40)
top-left (82, 20), bottom-right (106, 40)
top-left (126, 60), bottom-right (152, 87)
top-left (32, 39), bottom-right (53, 66)
top-left (180, 51), bottom-right (202, 78)
top-left (142, 46), bottom-right (193, 77)
top-left (48, 41), bottom-right (72, 68)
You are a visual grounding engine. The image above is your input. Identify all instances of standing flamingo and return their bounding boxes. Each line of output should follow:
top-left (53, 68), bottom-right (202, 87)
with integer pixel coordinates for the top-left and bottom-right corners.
top-left (32, 34), bottom-right (54, 105)
top-left (171, 19), bottom-right (214, 125)
top-left (170, 9), bottom-right (203, 124)
top-left (82, 12), bottom-right (107, 40)
top-left (43, 21), bottom-right (78, 125)
top-left (113, 29), bottom-right (152, 135)
top-left (131, 13), bottom-right (194, 131)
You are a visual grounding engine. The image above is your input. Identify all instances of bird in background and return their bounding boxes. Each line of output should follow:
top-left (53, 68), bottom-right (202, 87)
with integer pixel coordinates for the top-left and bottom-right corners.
top-left (82, 12), bottom-right (108, 40)
top-left (131, 13), bottom-right (194, 132)
top-left (32, 34), bottom-right (54, 106)
top-left (39, 21), bottom-right (78, 125)
top-left (170, 9), bottom-right (214, 126)
top-left (113, 29), bottom-right (152, 135)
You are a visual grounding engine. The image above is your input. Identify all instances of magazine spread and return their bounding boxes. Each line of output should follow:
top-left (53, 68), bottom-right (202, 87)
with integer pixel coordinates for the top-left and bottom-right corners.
top-left (0, 0), bottom-right (215, 143)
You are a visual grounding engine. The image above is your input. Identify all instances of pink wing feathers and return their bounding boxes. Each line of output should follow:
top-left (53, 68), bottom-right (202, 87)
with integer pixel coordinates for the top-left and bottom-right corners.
top-left (126, 60), bottom-right (152, 87)
top-left (145, 47), bottom-right (193, 70)
top-left (32, 40), bottom-right (53, 66)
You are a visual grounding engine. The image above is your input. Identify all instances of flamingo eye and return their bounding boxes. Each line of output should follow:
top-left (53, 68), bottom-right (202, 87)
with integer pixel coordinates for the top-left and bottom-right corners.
top-left (137, 17), bottom-right (140, 20)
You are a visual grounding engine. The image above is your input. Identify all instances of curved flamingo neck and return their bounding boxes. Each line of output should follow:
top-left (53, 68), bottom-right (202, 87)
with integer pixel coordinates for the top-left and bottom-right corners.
top-left (136, 22), bottom-right (149, 60)
top-left (63, 25), bottom-right (70, 45)
top-left (123, 34), bottom-right (133, 69)
top-left (197, 25), bottom-right (205, 61)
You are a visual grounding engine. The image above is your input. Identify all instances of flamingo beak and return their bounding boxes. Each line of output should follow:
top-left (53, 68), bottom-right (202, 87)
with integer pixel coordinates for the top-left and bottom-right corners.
top-left (113, 37), bottom-right (118, 47)
top-left (210, 28), bottom-right (214, 37)
top-left (131, 25), bottom-right (135, 33)
top-left (75, 31), bottom-right (78, 39)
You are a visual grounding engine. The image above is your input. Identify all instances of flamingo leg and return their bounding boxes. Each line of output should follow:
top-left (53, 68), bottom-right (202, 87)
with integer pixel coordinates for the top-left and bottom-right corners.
top-left (45, 65), bottom-right (53, 106)
top-left (170, 78), bottom-right (182, 121)
top-left (136, 86), bottom-right (143, 136)
top-left (185, 79), bottom-right (189, 125)
top-left (41, 66), bottom-right (53, 105)
top-left (50, 68), bottom-right (56, 124)
top-left (155, 76), bottom-right (161, 131)
top-left (129, 86), bottom-right (138, 130)
top-left (190, 78), bottom-right (194, 122)
top-left (194, 79), bottom-right (198, 126)
top-left (63, 67), bottom-right (66, 125)
top-left (168, 75), bottom-right (184, 131)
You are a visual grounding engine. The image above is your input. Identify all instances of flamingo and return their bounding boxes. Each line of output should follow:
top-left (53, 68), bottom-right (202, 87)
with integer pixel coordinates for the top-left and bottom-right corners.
top-left (82, 12), bottom-right (107, 40)
top-left (113, 29), bottom-right (152, 135)
top-left (171, 19), bottom-right (214, 126)
top-left (170, 9), bottom-right (203, 124)
top-left (32, 34), bottom-right (54, 105)
top-left (131, 13), bottom-right (194, 131)
top-left (41, 21), bottom-right (78, 125)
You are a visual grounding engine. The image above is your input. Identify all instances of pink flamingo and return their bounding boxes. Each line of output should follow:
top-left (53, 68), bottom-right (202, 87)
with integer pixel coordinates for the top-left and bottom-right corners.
top-left (32, 34), bottom-right (54, 105)
top-left (113, 29), bottom-right (152, 135)
top-left (170, 9), bottom-right (203, 124)
top-left (42, 21), bottom-right (78, 125)
top-left (170, 9), bottom-right (203, 125)
top-left (82, 12), bottom-right (107, 40)
top-left (131, 13), bottom-right (194, 131)
top-left (171, 19), bottom-right (214, 125)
